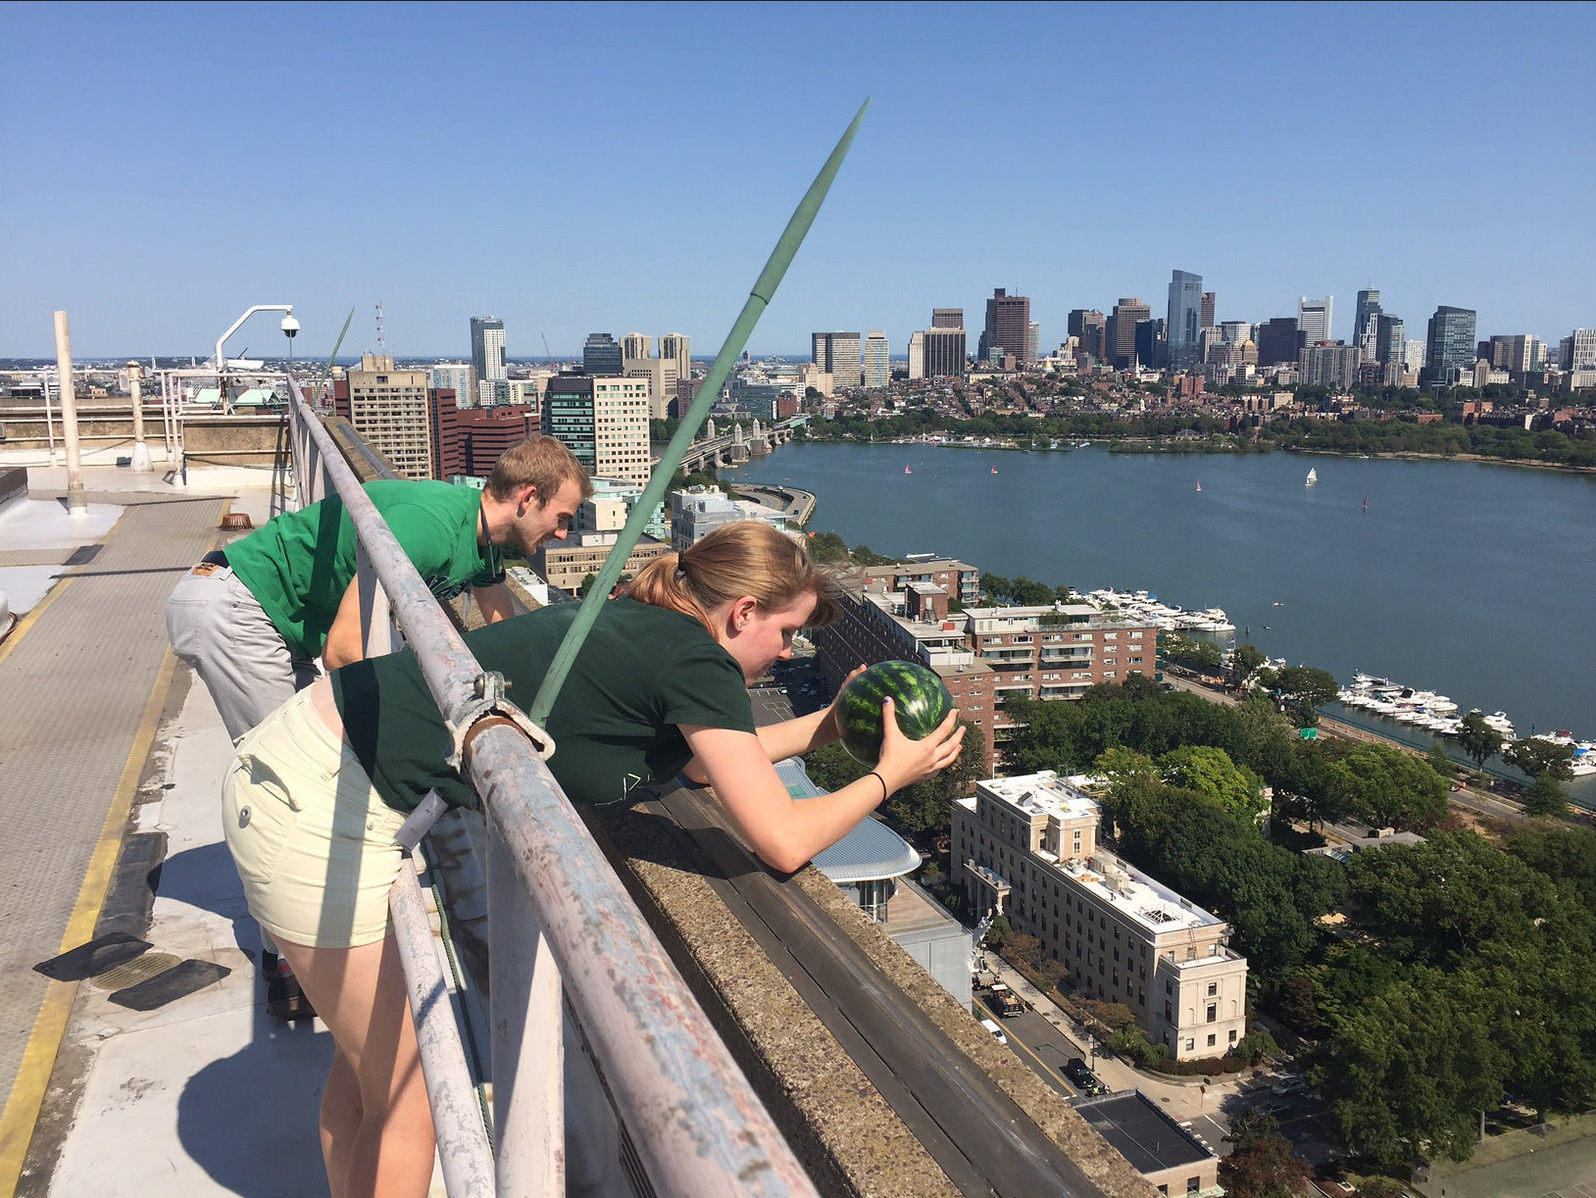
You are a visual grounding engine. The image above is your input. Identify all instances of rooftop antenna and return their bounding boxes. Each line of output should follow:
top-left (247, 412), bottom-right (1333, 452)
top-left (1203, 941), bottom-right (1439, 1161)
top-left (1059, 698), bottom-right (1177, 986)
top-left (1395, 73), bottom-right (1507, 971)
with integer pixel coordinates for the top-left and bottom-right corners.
top-left (375, 301), bottom-right (387, 356)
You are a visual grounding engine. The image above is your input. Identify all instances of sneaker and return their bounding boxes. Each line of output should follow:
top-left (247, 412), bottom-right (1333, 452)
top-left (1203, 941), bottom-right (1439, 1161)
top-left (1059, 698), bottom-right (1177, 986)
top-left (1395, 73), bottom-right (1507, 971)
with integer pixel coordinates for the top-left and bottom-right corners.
top-left (265, 957), bottom-right (316, 1021)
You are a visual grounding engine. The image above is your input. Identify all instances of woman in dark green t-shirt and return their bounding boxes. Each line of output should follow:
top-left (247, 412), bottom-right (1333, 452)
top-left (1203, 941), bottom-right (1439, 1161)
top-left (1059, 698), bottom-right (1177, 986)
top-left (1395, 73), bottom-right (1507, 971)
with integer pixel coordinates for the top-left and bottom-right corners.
top-left (221, 521), bottom-right (966, 1198)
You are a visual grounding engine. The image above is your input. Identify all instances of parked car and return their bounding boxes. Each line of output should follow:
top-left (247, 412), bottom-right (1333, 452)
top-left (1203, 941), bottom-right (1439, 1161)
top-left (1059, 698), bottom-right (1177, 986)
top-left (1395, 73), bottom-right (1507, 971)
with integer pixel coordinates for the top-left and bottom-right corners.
top-left (979, 1018), bottom-right (1007, 1045)
top-left (1064, 1057), bottom-right (1102, 1093)
top-left (1273, 1076), bottom-right (1309, 1095)
top-left (1256, 1098), bottom-right (1291, 1117)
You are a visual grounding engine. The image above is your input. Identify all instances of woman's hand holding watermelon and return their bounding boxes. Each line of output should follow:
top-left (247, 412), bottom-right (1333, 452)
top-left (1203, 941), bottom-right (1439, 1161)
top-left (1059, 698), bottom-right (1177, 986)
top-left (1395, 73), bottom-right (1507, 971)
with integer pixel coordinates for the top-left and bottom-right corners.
top-left (872, 698), bottom-right (965, 800)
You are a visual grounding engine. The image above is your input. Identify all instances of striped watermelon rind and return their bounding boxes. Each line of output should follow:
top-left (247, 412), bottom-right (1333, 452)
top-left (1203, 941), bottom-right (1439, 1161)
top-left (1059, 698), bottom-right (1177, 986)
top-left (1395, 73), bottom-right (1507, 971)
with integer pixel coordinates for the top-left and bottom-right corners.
top-left (834, 661), bottom-right (956, 767)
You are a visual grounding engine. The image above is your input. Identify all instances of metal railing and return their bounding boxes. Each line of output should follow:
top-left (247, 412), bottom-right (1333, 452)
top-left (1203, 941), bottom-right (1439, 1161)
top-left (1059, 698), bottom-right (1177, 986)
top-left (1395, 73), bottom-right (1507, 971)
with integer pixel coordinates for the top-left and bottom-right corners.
top-left (281, 380), bottom-right (819, 1196)
top-left (270, 100), bottom-right (871, 1194)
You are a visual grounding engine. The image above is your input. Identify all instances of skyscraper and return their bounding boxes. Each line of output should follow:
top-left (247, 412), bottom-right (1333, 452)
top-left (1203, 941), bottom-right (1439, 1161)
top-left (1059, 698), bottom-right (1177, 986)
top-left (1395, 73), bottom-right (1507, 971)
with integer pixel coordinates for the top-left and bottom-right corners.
top-left (337, 353), bottom-right (433, 480)
top-left (621, 333), bottom-right (653, 360)
top-left (1375, 314), bottom-right (1406, 365)
top-left (429, 362), bottom-right (477, 410)
top-left (1108, 298), bottom-right (1150, 369)
top-left (981, 288), bottom-right (1031, 365)
top-left (1068, 309), bottom-right (1106, 363)
top-left (907, 331), bottom-right (926, 381)
top-left (1297, 296), bottom-right (1334, 345)
top-left (932, 308), bottom-right (963, 329)
top-left (924, 327), bottom-right (966, 377)
top-left (659, 333), bottom-right (691, 383)
top-left (1200, 291), bottom-right (1216, 330)
top-left (1256, 318), bottom-right (1300, 367)
top-left (582, 332), bottom-right (623, 376)
top-left (470, 317), bottom-right (506, 384)
top-left (1167, 270), bottom-right (1203, 369)
top-left (1135, 318), bottom-right (1166, 371)
top-left (1353, 289), bottom-right (1382, 360)
top-left (541, 373), bottom-right (651, 486)
top-left (811, 332), bottom-right (863, 387)
top-left (863, 331), bottom-right (890, 388)
top-left (1422, 306), bottom-right (1477, 386)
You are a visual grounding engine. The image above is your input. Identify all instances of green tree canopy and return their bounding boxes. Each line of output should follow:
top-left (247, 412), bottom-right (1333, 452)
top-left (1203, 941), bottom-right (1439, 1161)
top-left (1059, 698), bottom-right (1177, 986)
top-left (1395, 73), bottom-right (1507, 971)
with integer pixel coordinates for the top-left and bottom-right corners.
top-left (1455, 711), bottom-right (1504, 771)
top-left (1325, 741), bottom-right (1449, 831)
top-left (1504, 737), bottom-right (1577, 782)
top-left (1158, 745), bottom-right (1265, 819)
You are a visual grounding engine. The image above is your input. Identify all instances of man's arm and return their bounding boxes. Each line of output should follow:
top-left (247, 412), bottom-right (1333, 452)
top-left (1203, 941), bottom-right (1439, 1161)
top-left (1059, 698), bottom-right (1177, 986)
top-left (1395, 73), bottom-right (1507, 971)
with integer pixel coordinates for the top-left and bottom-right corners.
top-left (322, 577), bottom-right (369, 670)
top-left (472, 582), bottom-right (517, 624)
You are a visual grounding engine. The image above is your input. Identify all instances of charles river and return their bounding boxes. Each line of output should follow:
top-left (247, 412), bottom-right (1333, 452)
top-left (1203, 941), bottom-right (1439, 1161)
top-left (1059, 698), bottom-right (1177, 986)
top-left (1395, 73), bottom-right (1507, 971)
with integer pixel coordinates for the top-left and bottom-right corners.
top-left (724, 441), bottom-right (1596, 808)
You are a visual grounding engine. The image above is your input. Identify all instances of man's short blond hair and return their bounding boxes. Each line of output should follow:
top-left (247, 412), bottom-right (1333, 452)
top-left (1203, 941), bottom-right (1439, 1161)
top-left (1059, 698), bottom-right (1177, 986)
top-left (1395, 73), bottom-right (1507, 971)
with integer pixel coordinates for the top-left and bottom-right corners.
top-left (484, 436), bottom-right (594, 505)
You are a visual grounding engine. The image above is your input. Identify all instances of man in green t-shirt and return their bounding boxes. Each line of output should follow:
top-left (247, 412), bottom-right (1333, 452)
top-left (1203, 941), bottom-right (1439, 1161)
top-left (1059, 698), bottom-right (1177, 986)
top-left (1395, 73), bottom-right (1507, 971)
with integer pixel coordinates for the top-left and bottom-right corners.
top-left (166, 434), bottom-right (589, 1016)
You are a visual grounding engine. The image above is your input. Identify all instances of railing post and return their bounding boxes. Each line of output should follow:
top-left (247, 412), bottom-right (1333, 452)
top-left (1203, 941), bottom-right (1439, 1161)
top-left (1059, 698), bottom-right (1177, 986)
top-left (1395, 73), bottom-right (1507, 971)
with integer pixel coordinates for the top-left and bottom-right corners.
top-left (488, 833), bottom-right (565, 1194)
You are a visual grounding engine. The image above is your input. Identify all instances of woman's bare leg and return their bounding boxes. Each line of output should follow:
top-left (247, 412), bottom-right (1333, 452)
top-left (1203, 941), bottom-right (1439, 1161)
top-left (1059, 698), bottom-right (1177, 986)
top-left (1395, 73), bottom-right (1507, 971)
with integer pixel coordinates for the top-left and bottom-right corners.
top-left (274, 933), bottom-right (435, 1198)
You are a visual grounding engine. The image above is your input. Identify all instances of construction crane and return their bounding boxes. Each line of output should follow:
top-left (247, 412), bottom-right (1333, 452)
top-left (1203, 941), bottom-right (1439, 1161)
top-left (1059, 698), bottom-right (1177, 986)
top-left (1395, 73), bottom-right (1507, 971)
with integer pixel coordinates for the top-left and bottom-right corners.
top-left (541, 332), bottom-right (557, 373)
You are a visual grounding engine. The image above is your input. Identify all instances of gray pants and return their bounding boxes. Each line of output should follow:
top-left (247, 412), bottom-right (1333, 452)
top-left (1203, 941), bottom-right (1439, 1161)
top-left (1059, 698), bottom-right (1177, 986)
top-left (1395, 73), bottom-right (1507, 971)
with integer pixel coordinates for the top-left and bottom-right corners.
top-left (166, 565), bottom-right (319, 742)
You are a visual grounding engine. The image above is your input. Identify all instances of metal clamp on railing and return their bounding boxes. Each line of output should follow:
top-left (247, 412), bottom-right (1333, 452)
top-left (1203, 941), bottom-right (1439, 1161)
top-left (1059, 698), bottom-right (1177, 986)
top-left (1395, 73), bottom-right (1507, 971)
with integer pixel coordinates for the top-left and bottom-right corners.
top-left (446, 670), bottom-right (556, 772)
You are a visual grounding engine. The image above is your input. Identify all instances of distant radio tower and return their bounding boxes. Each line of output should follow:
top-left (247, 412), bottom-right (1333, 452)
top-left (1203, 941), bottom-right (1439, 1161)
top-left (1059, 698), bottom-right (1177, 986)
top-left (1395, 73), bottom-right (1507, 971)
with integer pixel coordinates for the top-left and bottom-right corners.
top-left (375, 301), bottom-right (387, 355)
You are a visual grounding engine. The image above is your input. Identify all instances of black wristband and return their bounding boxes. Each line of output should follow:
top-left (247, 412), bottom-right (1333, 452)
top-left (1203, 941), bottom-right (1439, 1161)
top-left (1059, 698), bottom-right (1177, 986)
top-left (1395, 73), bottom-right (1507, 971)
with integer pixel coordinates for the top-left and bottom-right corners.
top-left (867, 771), bottom-right (889, 801)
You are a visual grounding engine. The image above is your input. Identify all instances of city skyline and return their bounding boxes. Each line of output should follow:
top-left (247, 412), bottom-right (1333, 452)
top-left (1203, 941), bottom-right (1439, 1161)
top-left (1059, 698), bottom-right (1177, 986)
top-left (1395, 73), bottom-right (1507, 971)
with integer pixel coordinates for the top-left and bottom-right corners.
top-left (3, 3), bottom-right (1593, 359)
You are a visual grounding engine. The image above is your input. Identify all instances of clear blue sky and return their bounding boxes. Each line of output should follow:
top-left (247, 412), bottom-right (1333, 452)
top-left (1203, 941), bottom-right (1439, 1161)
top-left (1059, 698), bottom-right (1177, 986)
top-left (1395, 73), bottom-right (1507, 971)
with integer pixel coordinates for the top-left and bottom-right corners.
top-left (3, 2), bottom-right (1592, 360)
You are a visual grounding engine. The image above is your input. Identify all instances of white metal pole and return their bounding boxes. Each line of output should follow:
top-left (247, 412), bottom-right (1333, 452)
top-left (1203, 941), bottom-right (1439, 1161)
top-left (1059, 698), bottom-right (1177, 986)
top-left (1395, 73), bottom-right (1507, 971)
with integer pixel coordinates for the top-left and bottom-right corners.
top-left (128, 361), bottom-right (152, 471)
top-left (42, 373), bottom-right (59, 465)
top-left (52, 311), bottom-right (88, 513)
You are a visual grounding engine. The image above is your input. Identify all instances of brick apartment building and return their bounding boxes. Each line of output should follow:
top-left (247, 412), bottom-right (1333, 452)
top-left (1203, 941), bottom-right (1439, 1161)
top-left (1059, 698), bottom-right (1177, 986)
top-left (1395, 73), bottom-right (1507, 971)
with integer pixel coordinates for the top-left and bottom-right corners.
top-left (951, 772), bottom-right (1248, 1062)
top-left (959, 604), bottom-right (1156, 751)
top-left (815, 581), bottom-right (997, 772)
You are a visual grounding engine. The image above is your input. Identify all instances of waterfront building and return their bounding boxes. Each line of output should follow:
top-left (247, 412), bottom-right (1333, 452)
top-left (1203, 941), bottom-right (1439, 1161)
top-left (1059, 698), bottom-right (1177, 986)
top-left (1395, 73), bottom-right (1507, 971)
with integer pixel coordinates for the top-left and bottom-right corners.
top-left (1421, 306), bottom-right (1477, 386)
top-left (540, 372), bottom-right (651, 486)
top-left (1297, 296), bottom-right (1333, 345)
top-left (1107, 298), bottom-right (1150, 369)
top-left (981, 288), bottom-right (1032, 366)
top-left (1299, 341), bottom-right (1363, 389)
top-left (621, 332), bottom-right (652, 360)
top-left (669, 486), bottom-right (788, 549)
top-left (959, 603), bottom-right (1157, 762)
top-left (334, 352), bottom-right (432, 479)
top-left (811, 332), bottom-right (863, 388)
top-left (470, 316), bottom-right (507, 385)
top-left (863, 331), bottom-right (890, 388)
top-left (582, 332), bottom-right (623, 376)
top-left (796, 362), bottom-right (833, 398)
top-left (1166, 270), bottom-right (1204, 369)
top-left (429, 361), bottom-right (477, 410)
top-left (932, 308), bottom-right (963, 329)
top-left (924, 327), bottom-right (967, 377)
top-left (907, 331), bottom-right (926, 381)
top-left (949, 771), bottom-right (1248, 1062)
top-left (859, 558), bottom-right (983, 608)
top-left (1256, 317), bottom-right (1300, 367)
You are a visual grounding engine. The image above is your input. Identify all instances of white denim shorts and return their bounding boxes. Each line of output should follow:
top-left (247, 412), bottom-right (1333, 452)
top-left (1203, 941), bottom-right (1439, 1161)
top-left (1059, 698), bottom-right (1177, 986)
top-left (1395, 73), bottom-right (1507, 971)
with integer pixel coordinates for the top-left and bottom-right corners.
top-left (222, 688), bottom-right (408, 948)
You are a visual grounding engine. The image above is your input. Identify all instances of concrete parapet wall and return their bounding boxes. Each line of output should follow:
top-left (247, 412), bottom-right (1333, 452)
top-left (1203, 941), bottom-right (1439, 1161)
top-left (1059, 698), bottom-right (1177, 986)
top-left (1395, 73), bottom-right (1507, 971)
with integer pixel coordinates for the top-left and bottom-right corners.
top-left (585, 797), bottom-right (1158, 1198)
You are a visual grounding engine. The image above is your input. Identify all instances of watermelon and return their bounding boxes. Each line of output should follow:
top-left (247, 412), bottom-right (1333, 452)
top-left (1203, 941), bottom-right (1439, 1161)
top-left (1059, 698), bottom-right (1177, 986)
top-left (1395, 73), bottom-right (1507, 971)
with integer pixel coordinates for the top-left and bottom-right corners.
top-left (834, 660), bottom-right (956, 767)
